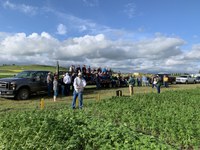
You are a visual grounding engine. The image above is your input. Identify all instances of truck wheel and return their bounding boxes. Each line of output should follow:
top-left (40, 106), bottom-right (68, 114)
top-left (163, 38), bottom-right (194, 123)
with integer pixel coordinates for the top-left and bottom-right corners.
top-left (17, 88), bottom-right (30, 100)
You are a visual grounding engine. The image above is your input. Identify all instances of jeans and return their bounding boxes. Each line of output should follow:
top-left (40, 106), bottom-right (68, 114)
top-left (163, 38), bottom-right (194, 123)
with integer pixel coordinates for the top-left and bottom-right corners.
top-left (66, 84), bottom-right (70, 96)
top-left (155, 85), bottom-right (160, 93)
top-left (164, 82), bottom-right (168, 88)
top-left (47, 83), bottom-right (52, 96)
top-left (61, 85), bottom-right (65, 96)
top-left (54, 90), bottom-right (58, 96)
top-left (72, 90), bottom-right (83, 109)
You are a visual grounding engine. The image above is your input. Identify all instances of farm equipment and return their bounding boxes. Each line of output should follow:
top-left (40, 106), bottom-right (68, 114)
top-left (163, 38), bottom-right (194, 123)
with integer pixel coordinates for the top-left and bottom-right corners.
top-left (84, 73), bottom-right (128, 88)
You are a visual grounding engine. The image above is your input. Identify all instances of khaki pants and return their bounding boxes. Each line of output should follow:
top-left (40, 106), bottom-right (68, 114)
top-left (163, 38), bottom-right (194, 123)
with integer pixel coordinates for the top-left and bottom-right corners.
top-left (129, 85), bottom-right (134, 96)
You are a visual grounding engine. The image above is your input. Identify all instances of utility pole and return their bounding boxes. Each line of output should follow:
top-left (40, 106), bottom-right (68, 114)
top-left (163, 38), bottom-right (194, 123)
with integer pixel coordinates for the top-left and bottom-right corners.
top-left (56, 60), bottom-right (59, 79)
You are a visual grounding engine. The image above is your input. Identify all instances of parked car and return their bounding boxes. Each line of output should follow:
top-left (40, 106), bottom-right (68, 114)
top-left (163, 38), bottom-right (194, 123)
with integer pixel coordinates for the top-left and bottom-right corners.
top-left (176, 75), bottom-right (196, 84)
top-left (195, 76), bottom-right (200, 83)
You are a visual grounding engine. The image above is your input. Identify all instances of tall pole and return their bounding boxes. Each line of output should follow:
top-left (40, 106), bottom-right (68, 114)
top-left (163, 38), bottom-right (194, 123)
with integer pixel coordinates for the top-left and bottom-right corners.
top-left (56, 60), bottom-right (59, 79)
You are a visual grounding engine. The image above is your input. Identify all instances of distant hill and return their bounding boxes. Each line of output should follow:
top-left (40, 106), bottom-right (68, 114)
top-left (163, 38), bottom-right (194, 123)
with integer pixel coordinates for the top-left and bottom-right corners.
top-left (0, 64), bottom-right (67, 78)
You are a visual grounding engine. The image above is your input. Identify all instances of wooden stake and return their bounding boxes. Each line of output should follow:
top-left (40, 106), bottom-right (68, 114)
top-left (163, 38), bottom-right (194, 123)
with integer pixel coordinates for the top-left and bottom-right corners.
top-left (97, 94), bottom-right (100, 101)
top-left (40, 98), bottom-right (44, 110)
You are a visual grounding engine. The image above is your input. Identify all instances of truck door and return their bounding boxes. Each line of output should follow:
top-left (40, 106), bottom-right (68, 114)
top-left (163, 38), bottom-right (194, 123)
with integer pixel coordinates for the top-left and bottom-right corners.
top-left (31, 72), bottom-right (47, 92)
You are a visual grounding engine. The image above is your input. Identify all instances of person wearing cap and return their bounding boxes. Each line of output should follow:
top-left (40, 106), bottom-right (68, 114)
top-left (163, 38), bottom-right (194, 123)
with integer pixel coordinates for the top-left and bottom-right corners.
top-left (72, 72), bottom-right (86, 109)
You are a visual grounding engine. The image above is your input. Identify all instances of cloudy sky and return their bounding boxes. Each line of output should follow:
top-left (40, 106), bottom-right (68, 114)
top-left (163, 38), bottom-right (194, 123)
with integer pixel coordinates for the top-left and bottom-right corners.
top-left (0, 0), bottom-right (200, 73)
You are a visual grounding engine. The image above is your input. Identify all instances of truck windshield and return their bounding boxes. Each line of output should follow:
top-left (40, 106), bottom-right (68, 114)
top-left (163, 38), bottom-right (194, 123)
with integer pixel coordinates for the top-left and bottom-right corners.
top-left (180, 76), bottom-right (188, 78)
top-left (15, 71), bottom-right (36, 78)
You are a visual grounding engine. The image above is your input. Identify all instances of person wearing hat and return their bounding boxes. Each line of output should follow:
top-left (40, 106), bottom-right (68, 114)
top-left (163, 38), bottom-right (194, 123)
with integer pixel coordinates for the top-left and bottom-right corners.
top-left (72, 72), bottom-right (86, 109)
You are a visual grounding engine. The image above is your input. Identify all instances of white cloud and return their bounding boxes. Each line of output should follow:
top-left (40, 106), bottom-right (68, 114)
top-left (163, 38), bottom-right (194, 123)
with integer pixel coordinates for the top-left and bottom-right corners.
top-left (184, 44), bottom-right (200, 60)
top-left (1, 31), bottom-right (196, 73)
top-left (124, 2), bottom-right (136, 18)
top-left (57, 24), bottom-right (67, 35)
top-left (2, 0), bottom-right (38, 15)
top-left (0, 32), bottom-right (59, 56)
top-left (79, 25), bottom-right (87, 32)
top-left (42, 6), bottom-right (131, 39)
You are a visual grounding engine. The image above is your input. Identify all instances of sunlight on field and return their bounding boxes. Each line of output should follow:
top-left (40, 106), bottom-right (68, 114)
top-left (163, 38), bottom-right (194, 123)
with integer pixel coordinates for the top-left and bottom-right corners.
top-left (12, 69), bottom-right (23, 72)
top-left (1, 86), bottom-right (200, 149)
top-left (1, 84), bottom-right (199, 114)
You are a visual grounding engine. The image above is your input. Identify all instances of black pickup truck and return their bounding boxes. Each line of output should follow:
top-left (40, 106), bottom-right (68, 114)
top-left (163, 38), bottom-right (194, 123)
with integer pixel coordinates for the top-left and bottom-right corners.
top-left (0, 70), bottom-right (50, 100)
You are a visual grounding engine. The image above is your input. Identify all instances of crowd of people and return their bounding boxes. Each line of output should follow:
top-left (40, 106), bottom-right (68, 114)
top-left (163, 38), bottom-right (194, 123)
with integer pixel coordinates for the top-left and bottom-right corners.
top-left (46, 64), bottom-right (114, 109)
top-left (127, 74), bottom-right (169, 94)
top-left (46, 64), bottom-right (170, 109)
top-left (47, 71), bottom-right (86, 109)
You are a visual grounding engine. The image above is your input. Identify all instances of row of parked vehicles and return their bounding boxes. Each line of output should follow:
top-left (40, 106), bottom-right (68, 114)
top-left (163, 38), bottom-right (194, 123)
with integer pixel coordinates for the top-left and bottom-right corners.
top-left (176, 75), bottom-right (200, 84)
top-left (0, 70), bottom-right (199, 100)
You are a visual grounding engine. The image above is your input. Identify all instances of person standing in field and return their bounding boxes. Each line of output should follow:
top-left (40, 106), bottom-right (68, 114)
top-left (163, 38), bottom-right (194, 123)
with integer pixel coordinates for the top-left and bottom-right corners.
top-left (71, 72), bottom-right (76, 92)
top-left (53, 76), bottom-right (58, 102)
top-left (76, 65), bottom-right (81, 74)
top-left (142, 75), bottom-right (147, 86)
top-left (163, 75), bottom-right (169, 88)
top-left (155, 75), bottom-right (161, 93)
top-left (152, 75), bottom-right (157, 88)
top-left (46, 72), bottom-right (52, 97)
top-left (63, 72), bottom-right (71, 96)
top-left (82, 65), bottom-right (87, 77)
top-left (72, 72), bottom-right (86, 109)
top-left (137, 76), bottom-right (141, 87)
top-left (59, 74), bottom-right (65, 97)
top-left (94, 73), bottom-right (101, 89)
top-left (128, 75), bottom-right (135, 96)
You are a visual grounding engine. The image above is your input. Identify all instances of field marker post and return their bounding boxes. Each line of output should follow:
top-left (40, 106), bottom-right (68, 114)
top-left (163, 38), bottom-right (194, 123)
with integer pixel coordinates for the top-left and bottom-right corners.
top-left (116, 90), bottom-right (122, 96)
top-left (40, 98), bottom-right (45, 110)
top-left (96, 93), bottom-right (100, 101)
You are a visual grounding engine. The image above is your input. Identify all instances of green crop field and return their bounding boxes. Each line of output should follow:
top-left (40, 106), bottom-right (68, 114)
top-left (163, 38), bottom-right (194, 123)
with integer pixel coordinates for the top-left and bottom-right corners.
top-left (0, 65), bottom-right (200, 149)
top-left (0, 84), bottom-right (200, 149)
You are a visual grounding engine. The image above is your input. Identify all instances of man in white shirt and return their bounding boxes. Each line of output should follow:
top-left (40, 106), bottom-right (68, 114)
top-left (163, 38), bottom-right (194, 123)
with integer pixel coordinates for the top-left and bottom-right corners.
top-left (72, 72), bottom-right (86, 109)
top-left (63, 72), bottom-right (71, 96)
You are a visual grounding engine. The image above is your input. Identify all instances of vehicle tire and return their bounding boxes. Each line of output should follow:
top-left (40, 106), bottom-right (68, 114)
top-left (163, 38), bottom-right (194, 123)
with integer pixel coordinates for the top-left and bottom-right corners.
top-left (17, 88), bottom-right (30, 100)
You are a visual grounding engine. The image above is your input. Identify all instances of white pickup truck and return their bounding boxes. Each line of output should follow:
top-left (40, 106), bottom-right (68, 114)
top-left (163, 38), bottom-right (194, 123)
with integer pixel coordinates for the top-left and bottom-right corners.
top-left (176, 75), bottom-right (196, 84)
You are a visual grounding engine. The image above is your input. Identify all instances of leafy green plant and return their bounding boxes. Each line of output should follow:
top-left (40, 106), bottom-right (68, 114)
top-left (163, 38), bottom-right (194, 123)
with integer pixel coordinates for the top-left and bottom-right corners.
top-left (0, 88), bottom-right (200, 149)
